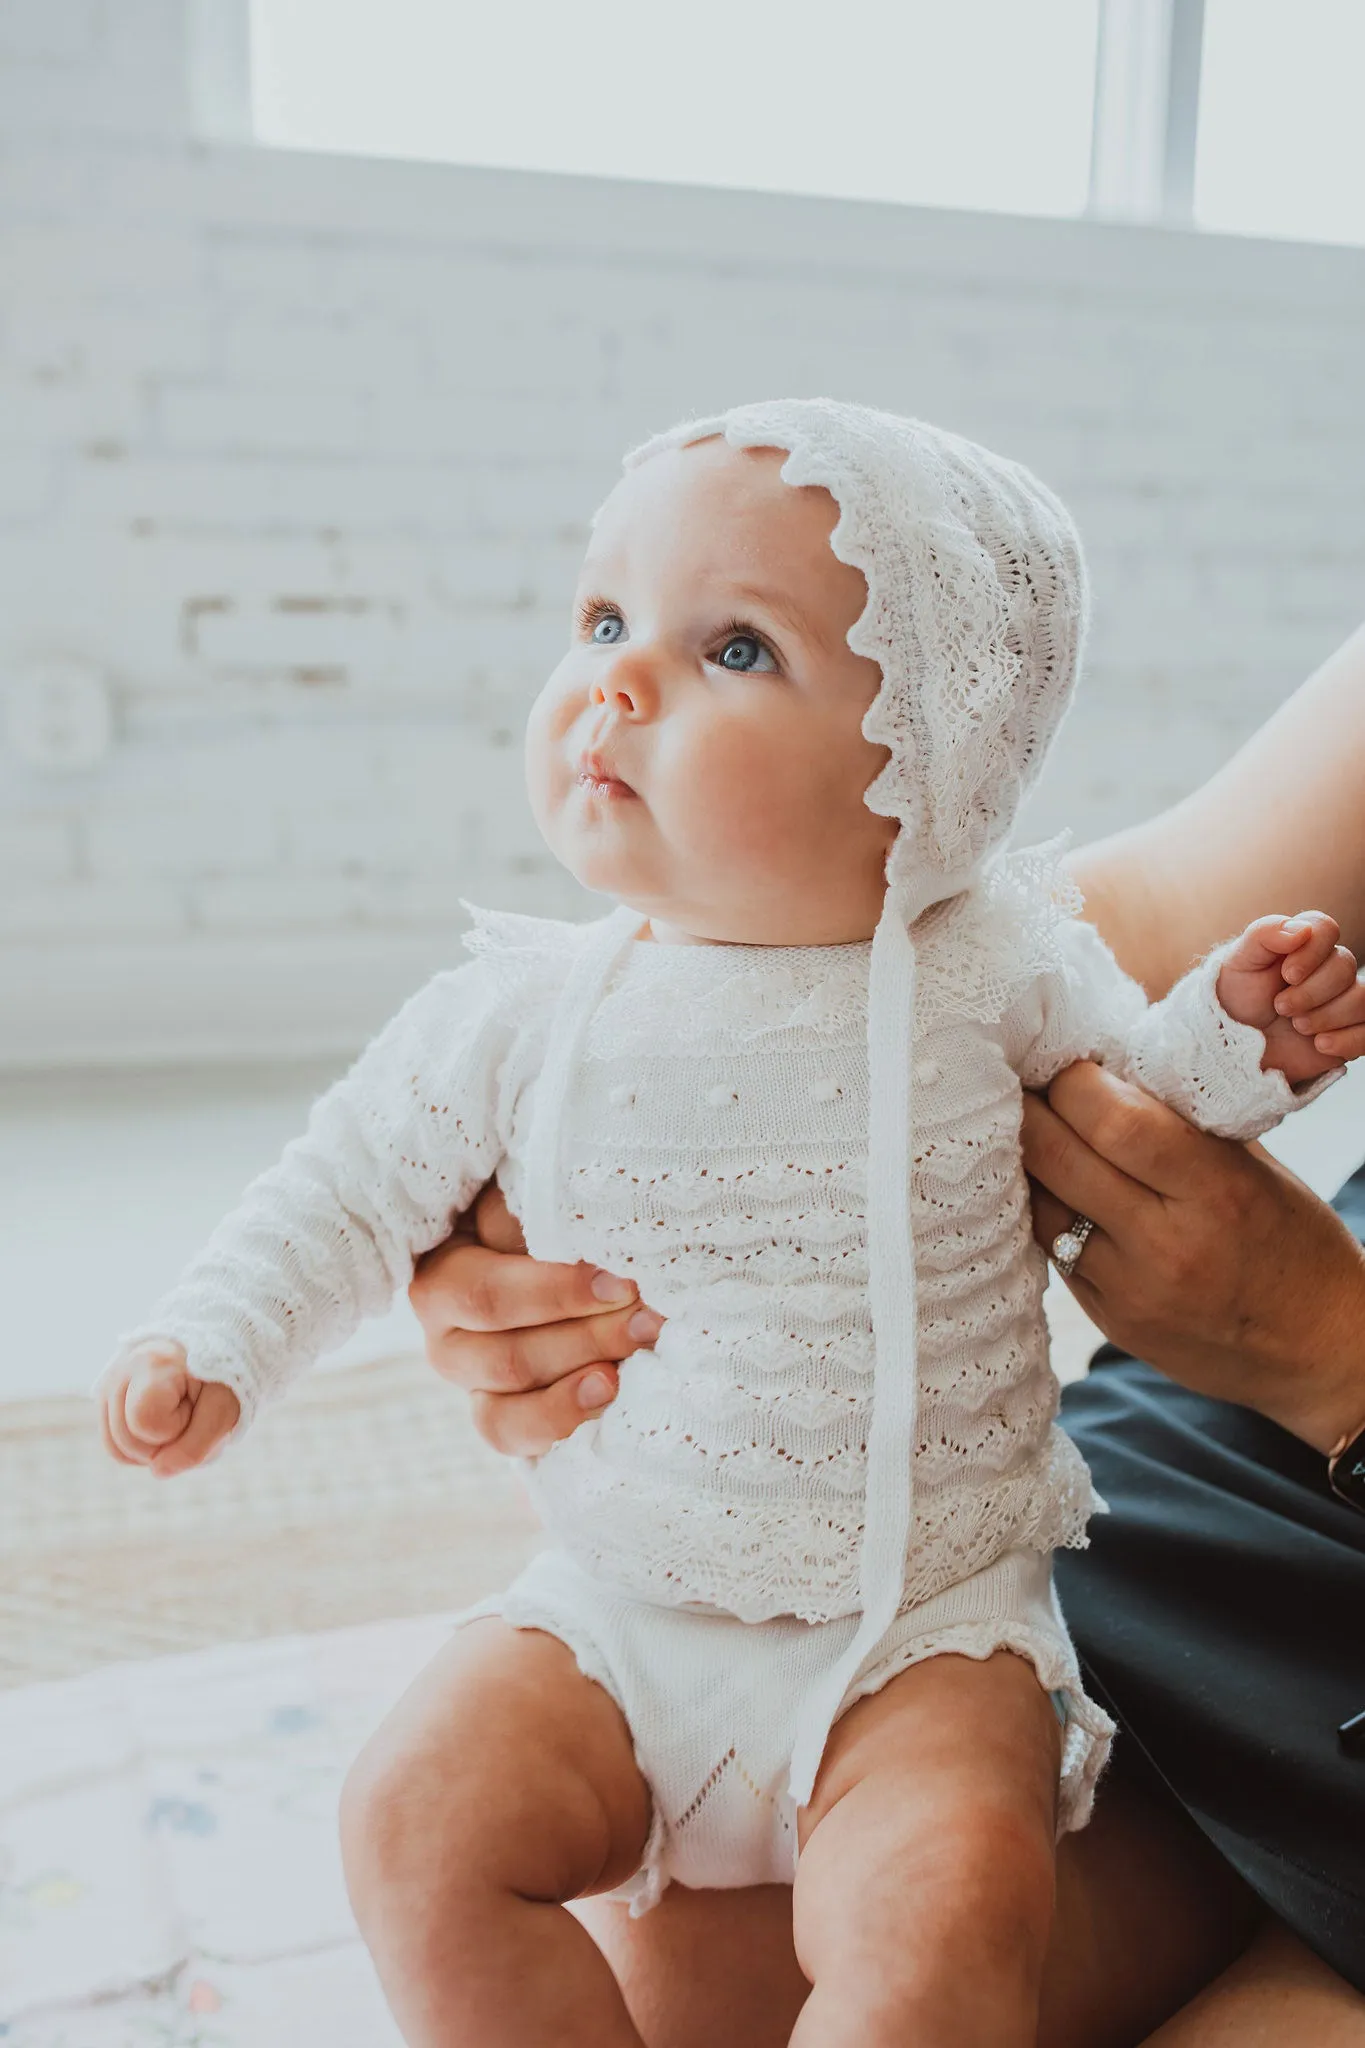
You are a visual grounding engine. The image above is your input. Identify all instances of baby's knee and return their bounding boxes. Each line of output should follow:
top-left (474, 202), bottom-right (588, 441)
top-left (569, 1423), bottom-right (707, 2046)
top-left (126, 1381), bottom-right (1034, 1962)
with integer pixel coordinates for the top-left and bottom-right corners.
top-left (341, 1713), bottom-right (633, 1940)
top-left (936, 1792), bottom-right (1058, 1940)
top-left (340, 1721), bottom-right (498, 1942)
top-left (797, 1782), bottom-right (1057, 1981)
top-left (341, 1731), bottom-right (432, 1924)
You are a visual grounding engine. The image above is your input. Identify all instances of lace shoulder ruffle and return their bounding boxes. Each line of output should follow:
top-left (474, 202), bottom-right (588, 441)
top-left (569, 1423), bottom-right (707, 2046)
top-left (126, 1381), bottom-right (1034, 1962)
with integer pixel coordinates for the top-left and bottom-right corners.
top-left (459, 901), bottom-right (603, 1005)
top-left (913, 834), bottom-right (1082, 1026)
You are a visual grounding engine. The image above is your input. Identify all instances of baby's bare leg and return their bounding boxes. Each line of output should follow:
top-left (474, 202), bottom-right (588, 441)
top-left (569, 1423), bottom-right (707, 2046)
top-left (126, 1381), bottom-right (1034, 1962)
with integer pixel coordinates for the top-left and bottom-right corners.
top-left (341, 1618), bottom-right (652, 2048)
top-left (792, 1649), bottom-right (1063, 2048)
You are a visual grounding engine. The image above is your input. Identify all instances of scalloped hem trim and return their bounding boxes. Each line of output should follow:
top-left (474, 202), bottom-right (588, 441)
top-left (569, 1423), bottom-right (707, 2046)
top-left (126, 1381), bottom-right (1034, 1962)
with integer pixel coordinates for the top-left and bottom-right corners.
top-left (838, 1617), bottom-right (1115, 1837)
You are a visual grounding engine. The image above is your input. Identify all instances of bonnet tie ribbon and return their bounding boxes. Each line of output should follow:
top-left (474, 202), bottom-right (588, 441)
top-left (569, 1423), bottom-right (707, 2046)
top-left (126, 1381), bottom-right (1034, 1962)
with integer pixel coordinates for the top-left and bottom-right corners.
top-left (520, 903), bottom-right (644, 1264)
top-left (788, 890), bottom-right (919, 1807)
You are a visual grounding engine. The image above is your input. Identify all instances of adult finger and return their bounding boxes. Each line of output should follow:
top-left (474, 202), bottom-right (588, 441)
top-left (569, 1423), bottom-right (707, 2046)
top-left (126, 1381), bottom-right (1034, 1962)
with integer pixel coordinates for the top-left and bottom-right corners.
top-left (1028, 1177), bottom-right (1117, 1283)
top-left (1019, 1084), bottom-right (1160, 1241)
top-left (1041, 1063), bottom-right (1209, 1202)
top-left (151, 1383), bottom-right (241, 1477)
top-left (469, 1366), bottom-right (620, 1459)
top-left (470, 1183), bottom-right (528, 1255)
top-left (1029, 1177), bottom-right (1084, 1255)
top-left (428, 1301), bottom-right (662, 1394)
top-left (410, 1236), bottom-right (638, 1340)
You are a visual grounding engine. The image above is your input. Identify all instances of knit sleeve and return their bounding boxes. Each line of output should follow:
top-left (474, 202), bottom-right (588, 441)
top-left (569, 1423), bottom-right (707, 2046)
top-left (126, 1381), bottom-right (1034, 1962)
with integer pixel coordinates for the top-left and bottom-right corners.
top-left (108, 960), bottom-right (511, 1430)
top-left (1004, 918), bottom-right (1339, 1141)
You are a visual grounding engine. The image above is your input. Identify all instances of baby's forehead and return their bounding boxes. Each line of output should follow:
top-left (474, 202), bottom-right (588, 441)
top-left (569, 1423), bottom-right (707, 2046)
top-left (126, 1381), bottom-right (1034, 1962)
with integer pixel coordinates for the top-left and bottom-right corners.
top-left (587, 438), bottom-right (842, 583)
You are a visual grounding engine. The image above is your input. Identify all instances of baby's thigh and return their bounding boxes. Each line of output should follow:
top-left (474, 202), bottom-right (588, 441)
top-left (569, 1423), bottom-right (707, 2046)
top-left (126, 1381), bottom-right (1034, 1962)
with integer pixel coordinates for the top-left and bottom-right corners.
top-left (341, 1617), bottom-right (652, 1901)
top-left (794, 1650), bottom-right (1063, 1962)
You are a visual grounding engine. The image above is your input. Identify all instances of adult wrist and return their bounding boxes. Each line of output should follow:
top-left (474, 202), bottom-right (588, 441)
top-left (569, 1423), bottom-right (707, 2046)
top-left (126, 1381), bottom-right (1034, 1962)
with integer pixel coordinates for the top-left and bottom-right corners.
top-left (1258, 1300), bottom-right (1365, 1457)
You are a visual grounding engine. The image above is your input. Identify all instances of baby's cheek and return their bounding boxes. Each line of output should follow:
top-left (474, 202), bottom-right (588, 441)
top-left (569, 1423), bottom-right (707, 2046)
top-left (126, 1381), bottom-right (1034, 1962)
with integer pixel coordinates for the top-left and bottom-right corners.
top-left (523, 685), bottom-right (577, 836)
top-left (683, 716), bottom-right (857, 872)
top-left (680, 731), bottom-right (801, 867)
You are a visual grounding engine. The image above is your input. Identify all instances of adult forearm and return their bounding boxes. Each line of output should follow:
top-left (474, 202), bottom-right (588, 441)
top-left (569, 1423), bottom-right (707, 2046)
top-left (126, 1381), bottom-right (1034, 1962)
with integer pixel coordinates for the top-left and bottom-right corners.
top-left (1070, 623), bottom-right (1365, 996)
top-left (1022, 1067), bottom-right (1365, 1456)
top-left (1256, 1250), bottom-right (1365, 1458)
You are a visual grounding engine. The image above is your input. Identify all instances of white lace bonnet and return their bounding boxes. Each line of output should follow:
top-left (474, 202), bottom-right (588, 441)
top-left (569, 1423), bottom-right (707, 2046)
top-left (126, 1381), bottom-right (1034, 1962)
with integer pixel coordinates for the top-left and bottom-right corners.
top-left (624, 397), bottom-right (1089, 920)
top-left (534, 402), bottom-right (1089, 1805)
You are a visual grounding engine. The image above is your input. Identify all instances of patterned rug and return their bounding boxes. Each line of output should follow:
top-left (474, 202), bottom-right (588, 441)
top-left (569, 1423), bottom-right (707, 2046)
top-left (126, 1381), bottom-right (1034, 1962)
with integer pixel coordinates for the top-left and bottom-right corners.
top-left (0, 1615), bottom-right (448, 2041)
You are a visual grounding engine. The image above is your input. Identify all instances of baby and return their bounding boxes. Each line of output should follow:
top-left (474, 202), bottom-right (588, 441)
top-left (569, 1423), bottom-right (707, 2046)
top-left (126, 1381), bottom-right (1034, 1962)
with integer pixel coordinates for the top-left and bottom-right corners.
top-left (100, 401), bottom-right (1365, 2047)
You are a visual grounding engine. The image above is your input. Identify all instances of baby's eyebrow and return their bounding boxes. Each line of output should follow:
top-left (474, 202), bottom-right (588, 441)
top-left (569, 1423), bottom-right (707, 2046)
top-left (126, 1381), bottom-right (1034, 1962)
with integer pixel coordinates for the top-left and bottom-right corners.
top-left (727, 584), bottom-right (822, 645)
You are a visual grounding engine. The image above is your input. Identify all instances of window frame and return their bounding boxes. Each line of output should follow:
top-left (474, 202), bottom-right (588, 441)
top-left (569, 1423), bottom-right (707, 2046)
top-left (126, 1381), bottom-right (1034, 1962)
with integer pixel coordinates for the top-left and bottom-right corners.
top-left (194, 0), bottom-right (1350, 245)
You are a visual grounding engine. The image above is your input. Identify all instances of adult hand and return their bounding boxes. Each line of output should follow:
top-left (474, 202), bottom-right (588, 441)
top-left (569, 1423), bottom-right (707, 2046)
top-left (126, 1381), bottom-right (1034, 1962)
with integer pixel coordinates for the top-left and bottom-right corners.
top-left (408, 1184), bottom-right (660, 1457)
top-left (1022, 1061), bottom-right (1365, 1455)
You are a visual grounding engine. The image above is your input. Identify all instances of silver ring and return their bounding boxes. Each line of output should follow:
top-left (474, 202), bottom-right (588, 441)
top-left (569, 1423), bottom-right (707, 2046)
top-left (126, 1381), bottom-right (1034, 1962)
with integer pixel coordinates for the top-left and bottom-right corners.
top-left (1050, 1214), bottom-right (1095, 1280)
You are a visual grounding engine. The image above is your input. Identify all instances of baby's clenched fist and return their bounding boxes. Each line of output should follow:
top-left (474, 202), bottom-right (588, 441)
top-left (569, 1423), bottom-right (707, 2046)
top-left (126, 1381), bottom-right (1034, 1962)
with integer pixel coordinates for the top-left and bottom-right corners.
top-left (98, 1341), bottom-right (240, 1477)
top-left (1216, 910), bottom-right (1365, 1086)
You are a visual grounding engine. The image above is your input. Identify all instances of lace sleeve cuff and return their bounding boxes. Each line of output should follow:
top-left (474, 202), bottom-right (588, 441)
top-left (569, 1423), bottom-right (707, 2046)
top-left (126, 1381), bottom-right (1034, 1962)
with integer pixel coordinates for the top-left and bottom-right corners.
top-left (104, 1314), bottom-right (279, 1433)
top-left (1131, 943), bottom-right (1341, 1142)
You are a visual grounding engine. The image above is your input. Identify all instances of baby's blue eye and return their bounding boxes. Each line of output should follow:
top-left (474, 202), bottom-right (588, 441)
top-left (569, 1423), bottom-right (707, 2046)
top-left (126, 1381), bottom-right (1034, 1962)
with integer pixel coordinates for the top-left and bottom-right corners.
top-left (591, 614), bottom-right (625, 644)
top-left (717, 634), bottom-right (775, 673)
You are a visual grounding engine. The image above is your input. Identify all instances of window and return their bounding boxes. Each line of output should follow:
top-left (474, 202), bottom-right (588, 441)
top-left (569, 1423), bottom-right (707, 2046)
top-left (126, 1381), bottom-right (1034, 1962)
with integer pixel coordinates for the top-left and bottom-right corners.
top-left (247, 0), bottom-right (1365, 248)
top-left (250, 0), bottom-right (1100, 221)
top-left (1194, 0), bottom-right (1365, 247)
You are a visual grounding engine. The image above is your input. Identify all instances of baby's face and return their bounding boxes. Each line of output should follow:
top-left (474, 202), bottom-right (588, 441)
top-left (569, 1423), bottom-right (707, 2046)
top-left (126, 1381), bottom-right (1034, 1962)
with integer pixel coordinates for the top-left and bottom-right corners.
top-left (526, 438), bottom-right (894, 946)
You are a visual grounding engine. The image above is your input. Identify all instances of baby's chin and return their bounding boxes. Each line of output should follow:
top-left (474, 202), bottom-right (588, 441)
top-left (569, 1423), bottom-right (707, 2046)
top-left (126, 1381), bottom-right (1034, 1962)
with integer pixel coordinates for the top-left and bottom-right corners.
top-left (544, 807), bottom-right (666, 907)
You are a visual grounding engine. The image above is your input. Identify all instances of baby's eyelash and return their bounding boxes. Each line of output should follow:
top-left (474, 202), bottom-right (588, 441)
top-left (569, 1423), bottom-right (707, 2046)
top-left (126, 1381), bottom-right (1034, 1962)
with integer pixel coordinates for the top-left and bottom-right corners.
top-left (713, 617), bottom-right (782, 667)
top-left (576, 595), bottom-right (620, 636)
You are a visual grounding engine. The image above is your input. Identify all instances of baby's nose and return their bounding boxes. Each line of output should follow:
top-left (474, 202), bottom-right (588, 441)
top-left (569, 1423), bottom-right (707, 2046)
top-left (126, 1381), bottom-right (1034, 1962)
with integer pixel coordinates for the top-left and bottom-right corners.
top-left (590, 656), bottom-right (657, 719)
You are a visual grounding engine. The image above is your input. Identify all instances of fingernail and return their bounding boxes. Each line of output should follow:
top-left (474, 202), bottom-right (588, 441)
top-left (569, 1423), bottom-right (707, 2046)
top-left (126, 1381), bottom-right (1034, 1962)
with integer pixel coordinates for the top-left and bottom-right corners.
top-left (1282, 918), bottom-right (1309, 932)
top-left (591, 1269), bottom-right (635, 1303)
top-left (1274, 993), bottom-right (1291, 1012)
top-left (628, 1308), bottom-right (662, 1342)
top-left (578, 1370), bottom-right (614, 1410)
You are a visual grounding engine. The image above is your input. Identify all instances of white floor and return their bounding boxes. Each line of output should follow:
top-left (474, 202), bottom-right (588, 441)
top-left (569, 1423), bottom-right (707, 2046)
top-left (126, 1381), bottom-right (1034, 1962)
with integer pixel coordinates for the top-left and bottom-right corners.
top-left (2, 1056), bottom-right (1363, 1406)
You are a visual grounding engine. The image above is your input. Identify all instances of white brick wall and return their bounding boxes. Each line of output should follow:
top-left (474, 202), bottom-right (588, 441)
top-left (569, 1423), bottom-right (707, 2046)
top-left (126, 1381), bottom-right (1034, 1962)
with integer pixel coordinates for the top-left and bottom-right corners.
top-left (2, 0), bottom-right (1363, 1067)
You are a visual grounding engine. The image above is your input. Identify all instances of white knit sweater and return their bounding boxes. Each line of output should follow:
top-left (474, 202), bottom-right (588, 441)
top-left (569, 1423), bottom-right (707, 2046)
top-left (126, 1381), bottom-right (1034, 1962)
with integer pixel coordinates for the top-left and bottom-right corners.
top-left (120, 864), bottom-right (1317, 1630)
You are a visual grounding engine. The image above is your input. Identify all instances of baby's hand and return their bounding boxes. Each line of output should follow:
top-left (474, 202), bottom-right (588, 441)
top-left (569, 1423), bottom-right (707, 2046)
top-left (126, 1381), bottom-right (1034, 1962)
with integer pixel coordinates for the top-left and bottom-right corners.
top-left (1216, 912), bottom-right (1365, 1085)
top-left (98, 1341), bottom-right (241, 1477)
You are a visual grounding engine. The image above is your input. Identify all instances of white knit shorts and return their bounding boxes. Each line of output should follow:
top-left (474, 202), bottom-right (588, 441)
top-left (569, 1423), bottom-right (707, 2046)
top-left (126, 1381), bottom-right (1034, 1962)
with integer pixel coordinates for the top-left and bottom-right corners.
top-left (457, 1546), bottom-right (1113, 1914)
